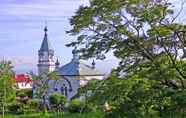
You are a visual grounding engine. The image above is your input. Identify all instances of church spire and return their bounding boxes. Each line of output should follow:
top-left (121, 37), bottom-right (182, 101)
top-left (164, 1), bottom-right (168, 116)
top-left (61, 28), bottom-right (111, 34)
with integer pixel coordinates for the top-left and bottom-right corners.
top-left (44, 21), bottom-right (48, 35)
top-left (55, 58), bottom-right (60, 70)
top-left (44, 26), bottom-right (48, 34)
top-left (38, 25), bottom-right (55, 75)
top-left (92, 59), bottom-right (96, 69)
top-left (40, 25), bottom-right (53, 51)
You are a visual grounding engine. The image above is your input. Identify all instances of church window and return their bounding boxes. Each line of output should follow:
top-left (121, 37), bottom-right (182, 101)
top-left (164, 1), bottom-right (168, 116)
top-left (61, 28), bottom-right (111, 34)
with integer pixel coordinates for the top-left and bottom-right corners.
top-left (61, 84), bottom-right (68, 97)
top-left (54, 87), bottom-right (58, 91)
top-left (65, 86), bottom-right (68, 97)
top-left (60, 86), bottom-right (64, 95)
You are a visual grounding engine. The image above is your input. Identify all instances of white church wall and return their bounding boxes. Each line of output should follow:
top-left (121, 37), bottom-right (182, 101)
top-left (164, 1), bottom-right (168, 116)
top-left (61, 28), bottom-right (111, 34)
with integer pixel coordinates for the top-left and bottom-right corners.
top-left (79, 76), bottom-right (104, 86)
top-left (43, 76), bottom-right (80, 100)
top-left (63, 76), bottom-right (80, 100)
top-left (33, 75), bottom-right (104, 101)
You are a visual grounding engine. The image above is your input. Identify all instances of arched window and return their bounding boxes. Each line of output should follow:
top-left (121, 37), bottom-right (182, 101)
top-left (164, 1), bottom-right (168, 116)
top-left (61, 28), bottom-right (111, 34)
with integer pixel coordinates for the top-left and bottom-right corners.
top-left (61, 84), bottom-right (68, 97)
top-left (60, 86), bottom-right (64, 95)
top-left (64, 86), bottom-right (68, 97)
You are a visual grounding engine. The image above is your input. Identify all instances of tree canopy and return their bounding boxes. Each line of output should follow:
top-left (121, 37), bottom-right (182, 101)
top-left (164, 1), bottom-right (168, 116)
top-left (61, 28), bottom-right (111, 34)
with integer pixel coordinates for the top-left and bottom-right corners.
top-left (0, 60), bottom-right (16, 116)
top-left (68, 0), bottom-right (186, 117)
top-left (68, 0), bottom-right (186, 88)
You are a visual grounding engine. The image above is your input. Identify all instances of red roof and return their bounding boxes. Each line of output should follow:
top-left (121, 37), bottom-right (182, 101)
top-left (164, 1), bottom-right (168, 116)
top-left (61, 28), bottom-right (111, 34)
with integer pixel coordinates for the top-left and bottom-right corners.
top-left (15, 74), bottom-right (32, 83)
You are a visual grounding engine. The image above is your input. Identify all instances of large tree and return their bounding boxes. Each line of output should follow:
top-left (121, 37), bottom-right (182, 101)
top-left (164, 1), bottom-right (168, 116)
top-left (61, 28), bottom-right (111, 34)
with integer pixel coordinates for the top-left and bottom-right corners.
top-left (67, 0), bottom-right (186, 88)
top-left (0, 60), bottom-right (16, 116)
top-left (67, 0), bottom-right (186, 117)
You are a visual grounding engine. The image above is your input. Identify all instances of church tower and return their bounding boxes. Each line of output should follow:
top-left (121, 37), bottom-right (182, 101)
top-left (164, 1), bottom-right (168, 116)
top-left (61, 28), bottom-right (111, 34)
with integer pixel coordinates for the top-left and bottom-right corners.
top-left (38, 26), bottom-right (56, 75)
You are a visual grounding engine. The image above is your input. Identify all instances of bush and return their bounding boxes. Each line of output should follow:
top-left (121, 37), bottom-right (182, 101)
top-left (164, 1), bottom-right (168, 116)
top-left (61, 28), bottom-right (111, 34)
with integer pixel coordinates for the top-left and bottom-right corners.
top-left (8, 102), bottom-right (23, 114)
top-left (27, 99), bottom-right (39, 110)
top-left (17, 92), bottom-right (27, 98)
top-left (68, 99), bottom-right (92, 113)
top-left (49, 92), bottom-right (67, 112)
top-left (26, 99), bottom-right (39, 113)
top-left (68, 99), bottom-right (82, 113)
top-left (8, 99), bottom-right (40, 115)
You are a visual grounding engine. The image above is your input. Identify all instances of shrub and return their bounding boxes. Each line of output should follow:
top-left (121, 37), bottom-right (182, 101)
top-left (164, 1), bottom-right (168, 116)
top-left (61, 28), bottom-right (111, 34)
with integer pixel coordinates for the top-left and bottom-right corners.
top-left (17, 92), bottom-right (27, 98)
top-left (8, 102), bottom-right (23, 114)
top-left (68, 98), bottom-right (92, 113)
top-left (28, 99), bottom-right (39, 109)
top-left (68, 99), bottom-right (82, 113)
top-left (26, 99), bottom-right (39, 113)
top-left (49, 92), bottom-right (67, 112)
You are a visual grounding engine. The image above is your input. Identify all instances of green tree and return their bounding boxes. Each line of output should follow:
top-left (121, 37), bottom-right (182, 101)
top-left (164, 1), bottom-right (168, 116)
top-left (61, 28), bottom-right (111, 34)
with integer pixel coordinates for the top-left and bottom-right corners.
top-left (67, 0), bottom-right (186, 88)
top-left (0, 60), bottom-right (16, 116)
top-left (49, 92), bottom-right (67, 113)
top-left (31, 71), bottom-right (61, 110)
top-left (67, 0), bottom-right (186, 117)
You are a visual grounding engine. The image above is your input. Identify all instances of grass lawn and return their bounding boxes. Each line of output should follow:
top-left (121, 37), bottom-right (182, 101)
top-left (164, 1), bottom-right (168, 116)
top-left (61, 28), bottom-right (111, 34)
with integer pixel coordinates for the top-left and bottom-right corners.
top-left (2, 112), bottom-right (103, 118)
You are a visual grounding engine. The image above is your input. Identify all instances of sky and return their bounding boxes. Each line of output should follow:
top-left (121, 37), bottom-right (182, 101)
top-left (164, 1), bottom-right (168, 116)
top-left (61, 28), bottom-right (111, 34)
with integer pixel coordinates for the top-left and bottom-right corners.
top-left (0, 0), bottom-right (118, 74)
top-left (0, 0), bottom-right (185, 74)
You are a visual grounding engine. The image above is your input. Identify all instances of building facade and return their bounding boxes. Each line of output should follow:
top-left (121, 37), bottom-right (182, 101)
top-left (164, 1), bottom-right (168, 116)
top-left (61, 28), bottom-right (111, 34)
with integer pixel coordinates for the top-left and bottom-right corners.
top-left (36, 26), bottom-right (104, 100)
top-left (15, 74), bottom-right (32, 90)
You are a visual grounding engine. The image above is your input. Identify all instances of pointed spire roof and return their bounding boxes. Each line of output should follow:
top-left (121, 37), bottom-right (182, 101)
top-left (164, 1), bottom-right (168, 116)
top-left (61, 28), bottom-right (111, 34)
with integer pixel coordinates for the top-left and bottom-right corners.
top-left (40, 26), bottom-right (53, 51)
top-left (55, 58), bottom-right (60, 66)
top-left (92, 59), bottom-right (96, 69)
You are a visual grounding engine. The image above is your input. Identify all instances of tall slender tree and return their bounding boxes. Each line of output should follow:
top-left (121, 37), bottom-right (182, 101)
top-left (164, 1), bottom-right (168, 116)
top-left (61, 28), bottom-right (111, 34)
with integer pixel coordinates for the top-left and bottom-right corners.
top-left (0, 60), bottom-right (16, 116)
top-left (32, 71), bottom-right (61, 110)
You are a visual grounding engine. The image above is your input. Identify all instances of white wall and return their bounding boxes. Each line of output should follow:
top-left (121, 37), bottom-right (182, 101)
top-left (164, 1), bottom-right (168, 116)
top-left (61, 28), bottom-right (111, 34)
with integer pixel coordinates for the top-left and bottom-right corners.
top-left (17, 82), bottom-right (32, 89)
top-left (79, 76), bottom-right (104, 86)
top-left (33, 75), bottom-right (104, 100)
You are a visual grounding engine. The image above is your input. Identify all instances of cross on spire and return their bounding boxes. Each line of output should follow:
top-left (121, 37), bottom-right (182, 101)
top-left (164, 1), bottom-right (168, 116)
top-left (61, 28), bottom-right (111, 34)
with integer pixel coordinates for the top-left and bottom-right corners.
top-left (39, 24), bottom-right (53, 51)
top-left (44, 22), bottom-right (48, 33)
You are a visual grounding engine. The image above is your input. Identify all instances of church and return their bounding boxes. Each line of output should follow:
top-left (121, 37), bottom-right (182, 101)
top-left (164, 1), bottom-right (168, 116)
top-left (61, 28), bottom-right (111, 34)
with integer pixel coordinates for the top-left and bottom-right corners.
top-left (36, 26), bottom-right (104, 100)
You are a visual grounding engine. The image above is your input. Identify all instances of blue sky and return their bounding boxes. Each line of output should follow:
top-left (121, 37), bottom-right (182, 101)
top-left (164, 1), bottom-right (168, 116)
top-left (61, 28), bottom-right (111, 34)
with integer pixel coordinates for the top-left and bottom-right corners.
top-left (0, 0), bottom-right (118, 74)
top-left (0, 0), bottom-right (185, 74)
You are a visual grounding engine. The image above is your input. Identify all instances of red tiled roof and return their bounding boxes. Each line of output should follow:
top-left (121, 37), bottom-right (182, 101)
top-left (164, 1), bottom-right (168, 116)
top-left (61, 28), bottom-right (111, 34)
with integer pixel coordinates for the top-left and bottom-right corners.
top-left (15, 74), bottom-right (32, 83)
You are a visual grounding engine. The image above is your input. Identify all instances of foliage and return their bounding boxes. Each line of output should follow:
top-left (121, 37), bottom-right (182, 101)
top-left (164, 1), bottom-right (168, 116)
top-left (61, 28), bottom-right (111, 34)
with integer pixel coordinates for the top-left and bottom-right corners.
top-left (17, 92), bottom-right (27, 98)
top-left (8, 99), bottom-right (39, 115)
top-left (27, 100), bottom-right (40, 113)
top-left (49, 92), bottom-right (67, 113)
top-left (67, 0), bottom-right (186, 87)
top-left (8, 102), bottom-right (23, 114)
top-left (4, 111), bottom-right (103, 118)
top-left (19, 90), bottom-right (33, 98)
top-left (77, 73), bottom-right (186, 117)
top-left (28, 99), bottom-right (39, 109)
top-left (68, 0), bottom-right (186, 117)
top-left (31, 71), bottom-right (61, 110)
top-left (68, 98), bottom-right (92, 113)
top-left (0, 60), bottom-right (16, 115)
top-left (68, 99), bottom-right (83, 113)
